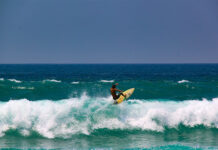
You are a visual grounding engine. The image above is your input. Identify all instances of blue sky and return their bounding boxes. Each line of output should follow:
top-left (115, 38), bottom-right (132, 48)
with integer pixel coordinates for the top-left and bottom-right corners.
top-left (0, 0), bottom-right (217, 63)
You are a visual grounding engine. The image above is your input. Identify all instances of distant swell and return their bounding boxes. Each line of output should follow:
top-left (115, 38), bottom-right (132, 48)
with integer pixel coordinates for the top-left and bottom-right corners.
top-left (0, 96), bottom-right (218, 139)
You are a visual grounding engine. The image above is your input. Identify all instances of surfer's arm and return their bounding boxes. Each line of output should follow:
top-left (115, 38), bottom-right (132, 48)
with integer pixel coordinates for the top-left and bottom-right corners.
top-left (115, 89), bottom-right (122, 92)
top-left (121, 92), bottom-right (126, 97)
top-left (115, 89), bottom-right (126, 97)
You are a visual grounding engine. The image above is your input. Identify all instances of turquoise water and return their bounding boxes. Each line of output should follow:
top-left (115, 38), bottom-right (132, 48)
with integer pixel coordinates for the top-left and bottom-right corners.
top-left (0, 64), bottom-right (218, 149)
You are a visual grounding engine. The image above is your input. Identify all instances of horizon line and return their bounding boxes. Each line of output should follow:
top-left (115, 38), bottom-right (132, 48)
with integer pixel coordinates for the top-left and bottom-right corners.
top-left (0, 63), bottom-right (218, 65)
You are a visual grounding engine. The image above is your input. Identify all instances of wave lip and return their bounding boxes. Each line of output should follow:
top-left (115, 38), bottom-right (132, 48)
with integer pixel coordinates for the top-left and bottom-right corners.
top-left (99, 80), bottom-right (114, 83)
top-left (8, 79), bottom-right (22, 83)
top-left (178, 80), bottom-right (190, 83)
top-left (43, 79), bottom-right (61, 83)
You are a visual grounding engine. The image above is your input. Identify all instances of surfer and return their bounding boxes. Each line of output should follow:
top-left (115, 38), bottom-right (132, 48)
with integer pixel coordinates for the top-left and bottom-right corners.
top-left (110, 83), bottom-right (126, 101)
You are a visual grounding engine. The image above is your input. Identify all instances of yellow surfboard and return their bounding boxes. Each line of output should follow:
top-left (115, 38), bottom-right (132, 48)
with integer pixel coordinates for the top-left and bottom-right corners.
top-left (114, 88), bottom-right (135, 104)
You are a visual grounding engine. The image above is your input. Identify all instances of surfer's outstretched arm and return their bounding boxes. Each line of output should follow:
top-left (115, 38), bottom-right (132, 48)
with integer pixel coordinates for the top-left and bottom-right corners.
top-left (120, 92), bottom-right (126, 97)
top-left (115, 89), bottom-right (122, 92)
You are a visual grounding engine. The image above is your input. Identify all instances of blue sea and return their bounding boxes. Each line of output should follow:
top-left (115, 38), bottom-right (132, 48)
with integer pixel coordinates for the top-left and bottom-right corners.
top-left (0, 64), bottom-right (218, 149)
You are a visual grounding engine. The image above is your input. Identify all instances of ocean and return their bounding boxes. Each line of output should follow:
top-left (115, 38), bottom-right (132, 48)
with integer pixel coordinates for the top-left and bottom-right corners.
top-left (0, 64), bottom-right (218, 149)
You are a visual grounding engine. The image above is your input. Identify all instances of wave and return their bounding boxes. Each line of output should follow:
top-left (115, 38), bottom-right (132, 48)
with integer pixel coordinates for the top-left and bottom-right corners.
top-left (71, 81), bottom-right (79, 84)
top-left (8, 79), bottom-right (22, 83)
top-left (0, 96), bottom-right (218, 139)
top-left (178, 80), bottom-right (190, 83)
top-left (12, 86), bottom-right (34, 90)
top-left (99, 80), bottom-right (114, 83)
top-left (43, 79), bottom-right (61, 83)
top-left (0, 78), bottom-right (4, 81)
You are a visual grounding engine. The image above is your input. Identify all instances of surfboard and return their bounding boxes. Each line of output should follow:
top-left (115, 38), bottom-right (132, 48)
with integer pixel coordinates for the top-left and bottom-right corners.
top-left (114, 88), bottom-right (135, 104)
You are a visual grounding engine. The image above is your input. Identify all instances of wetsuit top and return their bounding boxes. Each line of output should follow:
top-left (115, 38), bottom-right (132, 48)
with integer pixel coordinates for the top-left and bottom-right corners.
top-left (110, 88), bottom-right (118, 100)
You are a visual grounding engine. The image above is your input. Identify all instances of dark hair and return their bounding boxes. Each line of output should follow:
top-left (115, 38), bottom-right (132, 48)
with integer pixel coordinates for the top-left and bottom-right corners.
top-left (112, 84), bottom-right (116, 88)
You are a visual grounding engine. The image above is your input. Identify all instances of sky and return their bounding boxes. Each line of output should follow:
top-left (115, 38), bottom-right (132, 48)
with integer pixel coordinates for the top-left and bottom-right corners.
top-left (0, 0), bottom-right (217, 64)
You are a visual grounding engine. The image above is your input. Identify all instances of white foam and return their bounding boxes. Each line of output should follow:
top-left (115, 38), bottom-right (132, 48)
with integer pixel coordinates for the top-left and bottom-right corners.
top-left (43, 79), bottom-right (61, 83)
top-left (12, 87), bottom-right (34, 90)
top-left (0, 96), bottom-right (218, 139)
top-left (71, 81), bottom-right (79, 84)
top-left (0, 78), bottom-right (4, 81)
top-left (178, 80), bottom-right (190, 83)
top-left (8, 79), bottom-right (22, 83)
top-left (99, 80), bottom-right (114, 83)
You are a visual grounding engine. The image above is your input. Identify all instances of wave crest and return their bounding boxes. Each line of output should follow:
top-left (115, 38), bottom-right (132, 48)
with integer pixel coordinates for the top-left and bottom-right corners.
top-left (8, 79), bottom-right (22, 83)
top-left (99, 80), bottom-right (114, 83)
top-left (71, 81), bottom-right (79, 84)
top-left (178, 80), bottom-right (190, 83)
top-left (12, 86), bottom-right (34, 90)
top-left (42, 79), bottom-right (61, 83)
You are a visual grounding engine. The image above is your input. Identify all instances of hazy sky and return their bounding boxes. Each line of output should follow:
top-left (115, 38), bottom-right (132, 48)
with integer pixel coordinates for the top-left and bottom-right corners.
top-left (0, 0), bottom-right (217, 63)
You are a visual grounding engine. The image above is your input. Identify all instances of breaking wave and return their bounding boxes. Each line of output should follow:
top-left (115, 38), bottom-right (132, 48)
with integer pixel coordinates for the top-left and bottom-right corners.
top-left (12, 86), bottom-right (34, 90)
top-left (178, 80), bottom-right (190, 83)
top-left (99, 80), bottom-right (114, 83)
top-left (8, 79), bottom-right (22, 83)
top-left (0, 95), bottom-right (218, 139)
top-left (42, 79), bottom-right (61, 83)
top-left (71, 81), bottom-right (80, 84)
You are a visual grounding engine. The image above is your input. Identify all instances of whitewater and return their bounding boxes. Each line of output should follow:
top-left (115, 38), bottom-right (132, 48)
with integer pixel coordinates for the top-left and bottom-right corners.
top-left (0, 94), bottom-right (218, 139)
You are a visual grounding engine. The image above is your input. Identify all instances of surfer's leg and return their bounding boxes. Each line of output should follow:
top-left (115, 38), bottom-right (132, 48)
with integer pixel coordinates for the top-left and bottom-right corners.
top-left (117, 93), bottom-right (121, 99)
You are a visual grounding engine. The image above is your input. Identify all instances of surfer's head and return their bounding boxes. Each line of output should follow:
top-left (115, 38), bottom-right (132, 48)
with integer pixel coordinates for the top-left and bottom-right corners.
top-left (112, 83), bottom-right (118, 88)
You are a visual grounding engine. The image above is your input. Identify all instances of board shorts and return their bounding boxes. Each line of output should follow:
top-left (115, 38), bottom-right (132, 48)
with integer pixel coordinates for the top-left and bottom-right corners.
top-left (114, 93), bottom-right (122, 100)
